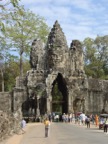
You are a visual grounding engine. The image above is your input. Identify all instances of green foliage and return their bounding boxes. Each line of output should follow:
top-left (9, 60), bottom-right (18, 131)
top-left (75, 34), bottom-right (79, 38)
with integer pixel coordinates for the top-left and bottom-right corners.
top-left (83, 36), bottom-right (108, 79)
top-left (0, 0), bottom-right (20, 32)
top-left (0, 59), bottom-right (30, 91)
top-left (52, 83), bottom-right (63, 112)
top-left (0, 3), bottom-right (49, 91)
top-left (52, 83), bottom-right (63, 101)
top-left (6, 6), bottom-right (49, 51)
top-left (10, 0), bottom-right (20, 7)
top-left (5, 6), bottom-right (50, 76)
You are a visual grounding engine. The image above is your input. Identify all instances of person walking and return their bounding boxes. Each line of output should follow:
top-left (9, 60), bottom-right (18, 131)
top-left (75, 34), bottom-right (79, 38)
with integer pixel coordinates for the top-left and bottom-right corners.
top-left (21, 118), bottom-right (26, 134)
top-left (104, 118), bottom-right (108, 134)
top-left (95, 114), bottom-right (99, 127)
top-left (44, 118), bottom-right (50, 137)
top-left (86, 116), bottom-right (91, 128)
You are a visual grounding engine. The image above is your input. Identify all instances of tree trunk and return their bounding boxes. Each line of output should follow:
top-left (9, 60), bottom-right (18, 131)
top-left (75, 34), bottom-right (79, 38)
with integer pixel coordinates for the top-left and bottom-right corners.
top-left (1, 68), bottom-right (4, 92)
top-left (20, 53), bottom-right (23, 77)
top-left (19, 46), bottom-right (23, 87)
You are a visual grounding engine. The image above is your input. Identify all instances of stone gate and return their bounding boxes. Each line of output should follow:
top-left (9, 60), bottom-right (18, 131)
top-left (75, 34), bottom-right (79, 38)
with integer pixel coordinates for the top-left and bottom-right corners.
top-left (13, 21), bottom-right (108, 117)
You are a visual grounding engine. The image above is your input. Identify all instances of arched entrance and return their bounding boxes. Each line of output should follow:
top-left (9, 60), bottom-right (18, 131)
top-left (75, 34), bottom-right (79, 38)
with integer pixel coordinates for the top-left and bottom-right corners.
top-left (51, 73), bottom-right (68, 114)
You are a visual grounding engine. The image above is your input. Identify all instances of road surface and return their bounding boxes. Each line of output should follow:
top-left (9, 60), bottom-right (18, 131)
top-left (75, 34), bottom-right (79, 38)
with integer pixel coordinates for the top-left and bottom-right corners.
top-left (3, 122), bottom-right (108, 144)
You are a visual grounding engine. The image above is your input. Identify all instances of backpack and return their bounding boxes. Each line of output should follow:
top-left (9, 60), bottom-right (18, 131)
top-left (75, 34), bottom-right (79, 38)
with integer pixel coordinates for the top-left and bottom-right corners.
top-left (86, 118), bottom-right (90, 122)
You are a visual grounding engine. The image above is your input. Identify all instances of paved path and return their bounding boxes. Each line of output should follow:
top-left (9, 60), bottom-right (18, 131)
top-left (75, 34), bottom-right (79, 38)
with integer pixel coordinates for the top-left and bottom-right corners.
top-left (20, 123), bottom-right (58, 144)
top-left (1, 122), bottom-right (107, 144)
top-left (2, 123), bottom-right (57, 144)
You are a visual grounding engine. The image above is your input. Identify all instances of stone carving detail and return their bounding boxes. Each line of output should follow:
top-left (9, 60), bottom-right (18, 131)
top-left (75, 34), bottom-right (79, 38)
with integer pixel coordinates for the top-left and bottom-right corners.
top-left (47, 20), bottom-right (68, 49)
top-left (46, 20), bottom-right (68, 71)
top-left (30, 39), bottom-right (44, 69)
top-left (69, 40), bottom-right (84, 76)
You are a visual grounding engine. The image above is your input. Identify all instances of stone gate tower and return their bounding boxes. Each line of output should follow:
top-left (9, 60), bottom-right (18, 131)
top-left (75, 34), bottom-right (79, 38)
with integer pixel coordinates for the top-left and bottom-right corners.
top-left (13, 21), bottom-right (108, 116)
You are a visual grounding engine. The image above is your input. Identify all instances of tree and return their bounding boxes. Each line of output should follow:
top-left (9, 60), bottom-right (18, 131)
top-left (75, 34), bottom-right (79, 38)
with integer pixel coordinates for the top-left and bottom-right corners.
top-left (0, 36), bottom-right (10, 92)
top-left (0, 0), bottom-right (20, 31)
top-left (4, 59), bottom-right (30, 91)
top-left (94, 36), bottom-right (108, 79)
top-left (83, 36), bottom-right (108, 79)
top-left (6, 6), bottom-right (50, 77)
top-left (0, 3), bottom-right (49, 91)
top-left (0, 35), bottom-right (20, 92)
top-left (0, 0), bottom-right (21, 91)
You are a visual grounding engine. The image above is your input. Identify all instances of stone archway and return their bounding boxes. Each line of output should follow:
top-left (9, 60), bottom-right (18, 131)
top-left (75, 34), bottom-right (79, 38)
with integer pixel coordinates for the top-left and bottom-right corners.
top-left (51, 73), bottom-right (68, 114)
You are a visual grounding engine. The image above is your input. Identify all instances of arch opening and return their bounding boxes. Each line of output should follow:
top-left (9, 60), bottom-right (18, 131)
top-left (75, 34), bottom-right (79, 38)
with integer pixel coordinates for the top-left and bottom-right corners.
top-left (51, 73), bottom-right (68, 114)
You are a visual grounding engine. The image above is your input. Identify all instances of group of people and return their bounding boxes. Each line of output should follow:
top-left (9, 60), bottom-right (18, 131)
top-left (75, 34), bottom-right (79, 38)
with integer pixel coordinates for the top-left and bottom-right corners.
top-left (20, 112), bottom-right (108, 138)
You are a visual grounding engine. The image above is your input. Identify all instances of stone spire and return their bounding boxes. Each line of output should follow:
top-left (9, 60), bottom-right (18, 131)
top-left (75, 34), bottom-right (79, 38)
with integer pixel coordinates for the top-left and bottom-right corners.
top-left (47, 20), bottom-right (68, 50)
top-left (45, 21), bottom-right (69, 71)
top-left (69, 40), bottom-right (85, 77)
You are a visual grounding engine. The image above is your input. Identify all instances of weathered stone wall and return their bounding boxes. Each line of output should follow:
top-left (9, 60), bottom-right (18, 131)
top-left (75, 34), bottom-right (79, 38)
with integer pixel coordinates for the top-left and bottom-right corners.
top-left (86, 91), bottom-right (103, 114)
top-left (0, 89), bottom-right (27, 142)
top-left (86, 79), bottom-right (108, 114)
top-left (0, 92), bottom-right (18, 141)
top-left (0, 92), bottom-right (11, 112)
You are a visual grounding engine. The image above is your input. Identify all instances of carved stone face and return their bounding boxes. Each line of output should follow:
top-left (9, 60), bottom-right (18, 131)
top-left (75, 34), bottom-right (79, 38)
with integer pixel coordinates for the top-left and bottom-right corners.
top-left (48, 49), bottom-right (63, 68)
top-left (48, 50), bottom-right (63, 69)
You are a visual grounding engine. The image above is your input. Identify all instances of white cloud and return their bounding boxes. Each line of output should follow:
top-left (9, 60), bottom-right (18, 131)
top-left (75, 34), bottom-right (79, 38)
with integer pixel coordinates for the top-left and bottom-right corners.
top-left (21, 0), bottom-right (52, 5)
top-left (20, 0), bottom-right (108, 45)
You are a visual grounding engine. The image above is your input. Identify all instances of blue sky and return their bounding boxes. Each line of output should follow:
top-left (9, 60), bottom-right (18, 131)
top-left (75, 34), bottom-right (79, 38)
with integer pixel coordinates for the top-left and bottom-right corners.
top-left (20, 0), bottom-right (108, 46)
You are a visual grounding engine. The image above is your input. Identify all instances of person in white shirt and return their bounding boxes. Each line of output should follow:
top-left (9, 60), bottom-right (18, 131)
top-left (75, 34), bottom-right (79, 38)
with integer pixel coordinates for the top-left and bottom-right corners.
top-left (104, 118), bottom-right (108, 134)
top-left (80, 113), bottom-right (86, 125)
top-left (21, 118), bottom-right (26, 134)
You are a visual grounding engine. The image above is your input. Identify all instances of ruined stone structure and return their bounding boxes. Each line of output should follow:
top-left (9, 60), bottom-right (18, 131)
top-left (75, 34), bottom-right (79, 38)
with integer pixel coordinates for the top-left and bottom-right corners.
top-left (0, 21), bottom-right (108, 141)
top-left (13, 20), bottom-right (107, 117)
top-left (0, 92), bottom-right (22, 141)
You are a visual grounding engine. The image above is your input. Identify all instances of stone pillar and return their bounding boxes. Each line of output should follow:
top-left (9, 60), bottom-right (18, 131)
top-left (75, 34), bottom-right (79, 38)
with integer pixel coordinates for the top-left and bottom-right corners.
top-left (68, 93), bottom-right (73, 113)
top-left (81, 97), bottom-right (85, 113)
top-left (36, 95), bottom-right (40, 116)
top-left (46, 85), bottom-right (52, 114)
top-left (46, 98), bottom-right (51, 114)
top-left (12, 87), bottom-right (24, 133)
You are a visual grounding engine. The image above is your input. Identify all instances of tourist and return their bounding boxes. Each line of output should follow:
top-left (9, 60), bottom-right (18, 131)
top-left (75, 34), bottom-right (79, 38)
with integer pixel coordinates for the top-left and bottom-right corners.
top-left (86, 116), bottom-right (91, 128)
top-left (79, 113), bottom-right (86, 125)
top-left (21, 118), bottom-right (26, 134)
top-left (48, 113), bottom-right (52, 122)
top-left (104, 118), bottom-right (108, 134)
top-left (95, 114), bottom-right (99, 127)
top-left (72, 113), bottom-right (75, 124)
top-left (44, 118), bottom-right (50, 137)
top-left (69, 113), bottom-right (72, 122)
top-left (62, 113), bottom-right (66, 122)
top-left (55, 114), bottom-right (59, 122)
top-left (90, 114), bottom-right (95, 124)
